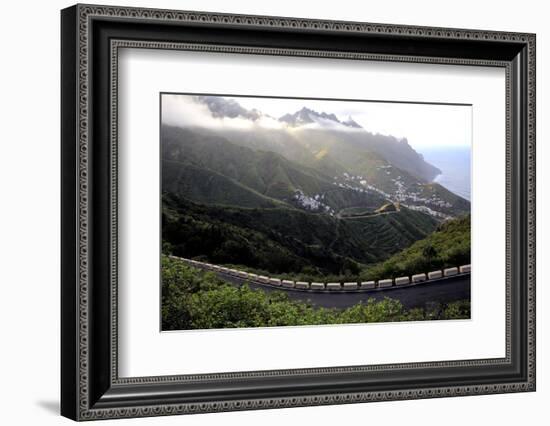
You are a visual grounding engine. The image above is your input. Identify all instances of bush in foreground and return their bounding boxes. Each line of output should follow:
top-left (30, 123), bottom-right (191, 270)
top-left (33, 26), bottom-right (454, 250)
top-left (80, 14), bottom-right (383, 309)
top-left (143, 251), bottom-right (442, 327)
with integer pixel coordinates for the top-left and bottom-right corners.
top-left (162, 256), bottom-right (470, 331)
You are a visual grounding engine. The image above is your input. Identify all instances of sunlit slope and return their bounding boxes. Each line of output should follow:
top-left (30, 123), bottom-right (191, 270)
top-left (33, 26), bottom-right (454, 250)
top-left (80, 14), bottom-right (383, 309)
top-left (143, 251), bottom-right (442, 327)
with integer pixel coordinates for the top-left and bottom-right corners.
top-left (364, 215), bottom-right (471, 280)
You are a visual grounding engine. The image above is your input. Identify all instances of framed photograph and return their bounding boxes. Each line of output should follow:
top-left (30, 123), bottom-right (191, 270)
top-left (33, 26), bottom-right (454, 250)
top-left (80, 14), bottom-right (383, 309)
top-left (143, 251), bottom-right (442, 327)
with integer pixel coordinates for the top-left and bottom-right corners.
top-left (61, 4), bottom-right (536, 421)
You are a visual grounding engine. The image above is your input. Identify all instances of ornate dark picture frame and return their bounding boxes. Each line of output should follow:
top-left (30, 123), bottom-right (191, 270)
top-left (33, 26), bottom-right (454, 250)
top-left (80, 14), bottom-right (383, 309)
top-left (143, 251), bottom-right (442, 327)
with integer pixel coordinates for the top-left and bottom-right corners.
top-left (61, 4), bottom-right (536, 421)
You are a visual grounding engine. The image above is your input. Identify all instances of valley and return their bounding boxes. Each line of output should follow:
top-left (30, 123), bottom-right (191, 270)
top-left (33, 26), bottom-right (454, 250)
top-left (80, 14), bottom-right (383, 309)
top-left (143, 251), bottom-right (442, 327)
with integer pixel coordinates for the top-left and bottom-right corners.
top-left (161, 95), bottom-right (471, 285)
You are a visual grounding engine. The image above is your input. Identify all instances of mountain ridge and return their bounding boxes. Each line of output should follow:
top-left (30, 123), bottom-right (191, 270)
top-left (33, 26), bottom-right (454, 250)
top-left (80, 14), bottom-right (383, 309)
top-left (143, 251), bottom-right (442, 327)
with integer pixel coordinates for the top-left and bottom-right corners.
top-left (162, 124), bottom-right (468, 218)
top-left (193, 96), bottom-right (441, 183)
top-left (278, 106), bottom-right (363, 129)
top-left (161, 125), bottom-right (389, 213)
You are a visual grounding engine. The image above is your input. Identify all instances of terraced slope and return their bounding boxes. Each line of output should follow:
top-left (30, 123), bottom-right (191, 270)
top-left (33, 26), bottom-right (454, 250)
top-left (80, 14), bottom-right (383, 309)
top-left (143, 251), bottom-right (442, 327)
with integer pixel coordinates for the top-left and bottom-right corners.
top-left (163, 194), bottom-right (438, 278)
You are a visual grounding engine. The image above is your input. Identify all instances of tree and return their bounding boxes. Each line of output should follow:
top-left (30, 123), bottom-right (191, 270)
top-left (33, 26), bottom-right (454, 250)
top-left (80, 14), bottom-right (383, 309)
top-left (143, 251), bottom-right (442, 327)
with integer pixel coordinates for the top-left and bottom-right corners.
top-left (422, 244), bottom-right (438, 268)
top-left (422, 244), bottom-right (438, 259)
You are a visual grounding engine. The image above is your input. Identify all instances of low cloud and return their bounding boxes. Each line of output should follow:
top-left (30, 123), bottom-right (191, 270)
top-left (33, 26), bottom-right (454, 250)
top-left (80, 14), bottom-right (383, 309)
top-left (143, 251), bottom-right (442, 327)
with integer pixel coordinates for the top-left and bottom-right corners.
top-left (161, 94), bottom-right (285, 131)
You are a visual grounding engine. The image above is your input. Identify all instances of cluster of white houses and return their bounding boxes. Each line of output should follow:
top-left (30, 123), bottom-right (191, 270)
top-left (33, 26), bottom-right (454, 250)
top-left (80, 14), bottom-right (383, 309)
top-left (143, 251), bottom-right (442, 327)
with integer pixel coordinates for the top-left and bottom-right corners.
top-left (334, 172), bottom-right (455, 219)
top-left (172, 256), bottom-right (471, 292)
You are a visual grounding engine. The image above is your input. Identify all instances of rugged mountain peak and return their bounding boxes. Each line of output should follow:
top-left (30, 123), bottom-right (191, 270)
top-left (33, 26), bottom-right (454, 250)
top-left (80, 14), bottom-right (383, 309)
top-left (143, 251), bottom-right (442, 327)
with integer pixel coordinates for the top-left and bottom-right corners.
top-left (279, 107), bottom-right (315, 126)
top-left (279, 107), bottom-right (361, 129)
top-left (195, 96), bottom-right (364, 131)
top-left (342, 116), bottom-right (362, 129)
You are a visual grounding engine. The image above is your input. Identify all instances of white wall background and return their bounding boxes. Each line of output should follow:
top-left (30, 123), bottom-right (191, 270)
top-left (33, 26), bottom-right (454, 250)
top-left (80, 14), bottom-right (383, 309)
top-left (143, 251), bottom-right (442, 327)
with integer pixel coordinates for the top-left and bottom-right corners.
top-left (0, 0), bottom-right (546, 424)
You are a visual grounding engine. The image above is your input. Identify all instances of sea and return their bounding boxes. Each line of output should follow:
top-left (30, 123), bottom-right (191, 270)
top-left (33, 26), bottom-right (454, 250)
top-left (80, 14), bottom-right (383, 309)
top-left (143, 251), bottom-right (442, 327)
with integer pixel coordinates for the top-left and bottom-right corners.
top-left (419, 147), bottom-right (471, 201)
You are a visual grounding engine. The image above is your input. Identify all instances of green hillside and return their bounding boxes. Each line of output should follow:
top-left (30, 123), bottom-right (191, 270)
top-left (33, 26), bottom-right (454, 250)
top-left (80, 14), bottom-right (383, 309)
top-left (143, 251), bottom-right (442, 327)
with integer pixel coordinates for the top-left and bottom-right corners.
top-left (162, 125), bottom-right (389, 211)
top-left (363, 215), bottom-right (471, 280)
top-left (163, 160), bottom-right (282, 209)
top-left (162, 125), bottom-right (470, 218)
top-left (209, 124), bottom-right (441, 183)
top-left (162, 194), bottom-right (438, 278)
top-left (162, 125), bottom-right (332, 197)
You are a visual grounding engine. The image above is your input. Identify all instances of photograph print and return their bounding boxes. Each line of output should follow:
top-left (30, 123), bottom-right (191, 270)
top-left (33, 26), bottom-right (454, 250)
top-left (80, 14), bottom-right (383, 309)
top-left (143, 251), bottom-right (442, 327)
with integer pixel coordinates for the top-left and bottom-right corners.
top-left (160, 94), bottom-right (472, 331)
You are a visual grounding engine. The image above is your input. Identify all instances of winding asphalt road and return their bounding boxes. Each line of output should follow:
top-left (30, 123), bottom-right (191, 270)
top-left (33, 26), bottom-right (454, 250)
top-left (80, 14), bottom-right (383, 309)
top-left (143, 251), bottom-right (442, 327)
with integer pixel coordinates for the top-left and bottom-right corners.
top-left (202, 267), bottom-right (470, 310)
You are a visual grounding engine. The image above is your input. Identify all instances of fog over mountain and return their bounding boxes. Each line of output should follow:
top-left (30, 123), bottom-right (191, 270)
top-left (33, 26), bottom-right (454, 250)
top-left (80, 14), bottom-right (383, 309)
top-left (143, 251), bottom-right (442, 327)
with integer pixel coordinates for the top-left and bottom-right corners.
top-left (163, 95), bottom-right (442, 183)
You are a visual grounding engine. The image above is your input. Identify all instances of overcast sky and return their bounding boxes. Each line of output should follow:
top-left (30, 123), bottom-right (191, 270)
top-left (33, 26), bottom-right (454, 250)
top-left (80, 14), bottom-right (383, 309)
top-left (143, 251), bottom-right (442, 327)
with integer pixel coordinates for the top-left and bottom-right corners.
top-left (162, 94), bottom-right (472, 151)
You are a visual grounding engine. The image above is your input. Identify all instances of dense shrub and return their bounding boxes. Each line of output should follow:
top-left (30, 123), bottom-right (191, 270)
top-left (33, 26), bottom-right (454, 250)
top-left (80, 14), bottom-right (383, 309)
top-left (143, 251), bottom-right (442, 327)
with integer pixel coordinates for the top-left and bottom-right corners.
top-left (161, 256), bottom-right (470, 331)
top-left (362, 215), bottom-right (471, 281)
